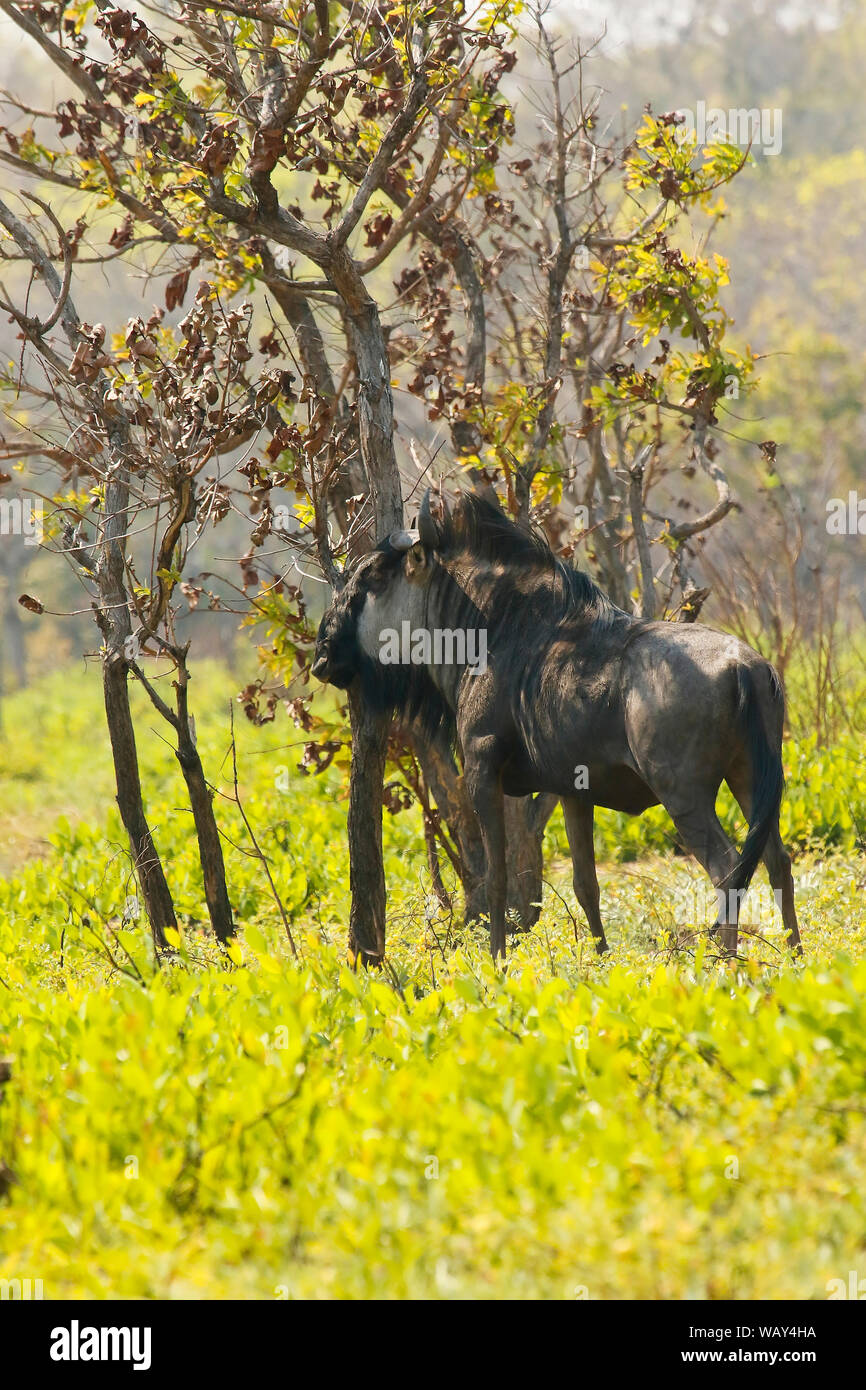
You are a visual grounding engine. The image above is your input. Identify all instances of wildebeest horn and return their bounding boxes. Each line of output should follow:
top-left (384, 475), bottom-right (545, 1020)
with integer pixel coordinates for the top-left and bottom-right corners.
top-left (418, 486), bottom-right (445, 549)
top-left (388, 528), bottom-right (419, 552)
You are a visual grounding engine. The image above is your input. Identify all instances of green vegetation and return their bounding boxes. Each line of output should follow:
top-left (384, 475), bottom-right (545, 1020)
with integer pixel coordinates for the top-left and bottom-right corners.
top-left (1, 666), bottom-right (864, 1298)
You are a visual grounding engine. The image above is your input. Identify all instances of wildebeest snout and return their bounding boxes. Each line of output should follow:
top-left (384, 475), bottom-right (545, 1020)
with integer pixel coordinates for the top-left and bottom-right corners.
top-left (311, 651), bottom-right (329, 680)
top-left (310, 620), bottom-right (357, 688)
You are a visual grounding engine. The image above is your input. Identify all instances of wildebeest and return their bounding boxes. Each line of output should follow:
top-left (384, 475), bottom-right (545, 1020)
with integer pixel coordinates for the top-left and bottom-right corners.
top-left (312, 488), bottom-right (801, 961)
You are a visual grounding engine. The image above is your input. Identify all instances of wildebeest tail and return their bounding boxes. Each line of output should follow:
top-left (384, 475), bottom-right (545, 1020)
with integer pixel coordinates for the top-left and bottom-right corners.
top-left (724, 664), bottom-right (785, 897)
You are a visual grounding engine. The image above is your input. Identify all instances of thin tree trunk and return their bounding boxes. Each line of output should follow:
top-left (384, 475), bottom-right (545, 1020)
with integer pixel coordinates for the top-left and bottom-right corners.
top-left (346, 689), bottom-right (388, 965)
top-left (97, 430), bottom-right (176, 955)
top-left (416, 742), bottom-right (487, 920)
top-left (173, 665), bottom-right (234, 944)
top-left (0, 195), bottom-right (178, 955)
top-left (335, 261), bottom-right (403, 963)
top-left (628, 448), bottom-right (657, 620)
top-left (130, 648), bottom-right (236, 947)
top-left (102, 656), bottom-right (177, 952)
top-left (272, 260), bottom-right (397, 964)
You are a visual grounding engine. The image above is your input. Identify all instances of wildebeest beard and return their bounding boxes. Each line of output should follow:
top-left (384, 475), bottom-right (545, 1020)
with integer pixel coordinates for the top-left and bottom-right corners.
top-left (356, 637), bottom-right (458, 748)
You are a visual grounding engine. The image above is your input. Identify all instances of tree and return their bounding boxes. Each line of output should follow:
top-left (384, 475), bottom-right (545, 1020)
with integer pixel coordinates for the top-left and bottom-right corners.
top-left (0, 1), bottom-right (764, 961)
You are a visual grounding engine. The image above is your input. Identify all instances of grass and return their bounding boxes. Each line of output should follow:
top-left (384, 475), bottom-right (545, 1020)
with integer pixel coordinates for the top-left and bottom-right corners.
top-left (0, 660), bottom-right (864, 1299)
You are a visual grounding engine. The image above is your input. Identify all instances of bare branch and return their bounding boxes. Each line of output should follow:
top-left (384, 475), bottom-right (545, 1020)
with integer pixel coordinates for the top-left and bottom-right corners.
top-left (0, 194), bottom-right (80, 348)
top-left (0, 192), bottom-right (73, 334)
top-left (357, 111), bottom-right (448, 274)
top-left (654, 425), bottom-right (735, 542)
top-left (625, 445), bottom-right (656, 619)
top-left (331, 70), bottom-right (429, 249)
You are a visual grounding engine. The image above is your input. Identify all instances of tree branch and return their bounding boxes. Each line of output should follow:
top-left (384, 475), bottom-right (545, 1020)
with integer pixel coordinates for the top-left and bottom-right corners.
top-left (331, 69), bottom-right (429, 249)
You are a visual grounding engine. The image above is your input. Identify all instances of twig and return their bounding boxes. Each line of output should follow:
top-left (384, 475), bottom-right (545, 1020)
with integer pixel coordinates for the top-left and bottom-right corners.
top-left (228, 701), bottom-right (298, 958)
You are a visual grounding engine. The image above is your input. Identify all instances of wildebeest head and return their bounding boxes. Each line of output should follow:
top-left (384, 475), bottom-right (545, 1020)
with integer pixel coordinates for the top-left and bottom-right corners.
top-left (310, 488), bottom-right (449, 691)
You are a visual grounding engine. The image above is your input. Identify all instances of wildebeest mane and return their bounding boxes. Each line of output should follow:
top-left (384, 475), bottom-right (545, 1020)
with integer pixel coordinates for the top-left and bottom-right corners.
top-left (431, 493), bottom-right (624, 628)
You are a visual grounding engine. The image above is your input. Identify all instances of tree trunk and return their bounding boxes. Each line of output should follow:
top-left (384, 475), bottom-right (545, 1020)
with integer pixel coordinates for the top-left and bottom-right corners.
top-left (417, 741), bottom-right (487, 921)
top-left (102, 655), bottom-right (177, 952)
top-left (0, 198), bottom-right (178, 955)
top-left (96, 435), bottom-right (176, 955)
top-left (0, 544), bottom-right (29, 734)
top-left (335, 262), bottom-right (403, 963)
top-left (173, 667), bottom-right (234, 944)
top-left (346, 689), bottom-right (388, 965)
top-left (272, 266), bottom-right (396, 964)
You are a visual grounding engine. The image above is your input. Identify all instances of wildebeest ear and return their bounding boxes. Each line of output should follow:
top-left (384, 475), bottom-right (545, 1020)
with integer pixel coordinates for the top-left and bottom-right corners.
top-left (418, 486), bottom-right (445, 550)
top-left (405, 540), bottom-right (429, 580)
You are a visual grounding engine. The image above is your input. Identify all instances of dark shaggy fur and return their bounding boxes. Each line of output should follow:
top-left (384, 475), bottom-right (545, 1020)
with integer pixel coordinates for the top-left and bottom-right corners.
top-left (425, 492), bottom-right (623, 625)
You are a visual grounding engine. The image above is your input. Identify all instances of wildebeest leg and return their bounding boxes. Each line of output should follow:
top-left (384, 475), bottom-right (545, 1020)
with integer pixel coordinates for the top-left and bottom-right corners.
top-left (726, 775), bottom-right (802, 953)
top-left (464, 755), bottom-right (508, 961)
top-left (561, 798), bottom-right (608, 953)
top-left (662, 798), bottom-right (741, 955)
